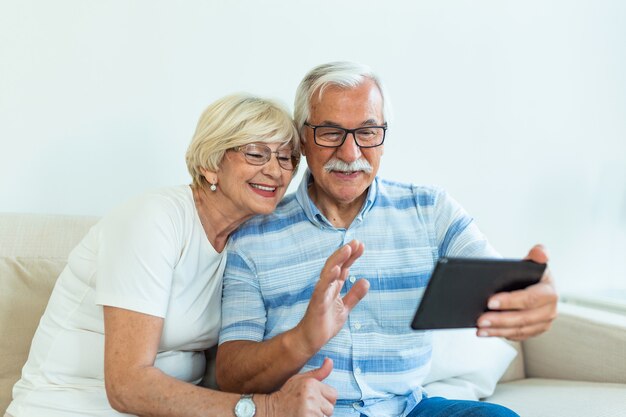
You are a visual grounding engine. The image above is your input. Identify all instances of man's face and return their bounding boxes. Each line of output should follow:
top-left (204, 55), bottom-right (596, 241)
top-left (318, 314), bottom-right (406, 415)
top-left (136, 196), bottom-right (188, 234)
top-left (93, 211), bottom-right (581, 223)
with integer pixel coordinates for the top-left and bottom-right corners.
top-left (302, 79), bottom-right (385, 208)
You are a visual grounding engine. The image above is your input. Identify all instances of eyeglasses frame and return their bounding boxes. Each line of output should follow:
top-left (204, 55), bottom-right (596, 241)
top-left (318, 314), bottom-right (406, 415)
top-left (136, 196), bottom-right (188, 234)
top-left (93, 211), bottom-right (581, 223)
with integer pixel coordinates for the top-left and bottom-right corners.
top-left (232, 143), bottom-right (300, 171)
top-left (303, 122), bottom-right (388, 148)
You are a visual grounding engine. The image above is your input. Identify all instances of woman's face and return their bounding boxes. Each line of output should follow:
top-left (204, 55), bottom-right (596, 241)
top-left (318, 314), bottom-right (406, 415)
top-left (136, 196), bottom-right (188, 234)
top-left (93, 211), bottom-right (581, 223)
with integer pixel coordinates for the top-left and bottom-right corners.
top-left (214, 141), bottom-right (296, 217)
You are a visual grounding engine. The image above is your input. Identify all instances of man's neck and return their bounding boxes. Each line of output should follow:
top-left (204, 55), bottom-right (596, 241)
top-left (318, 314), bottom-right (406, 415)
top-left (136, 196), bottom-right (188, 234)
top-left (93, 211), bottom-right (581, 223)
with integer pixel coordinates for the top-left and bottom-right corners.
top-left (307, 184), bottom-right (368, 229)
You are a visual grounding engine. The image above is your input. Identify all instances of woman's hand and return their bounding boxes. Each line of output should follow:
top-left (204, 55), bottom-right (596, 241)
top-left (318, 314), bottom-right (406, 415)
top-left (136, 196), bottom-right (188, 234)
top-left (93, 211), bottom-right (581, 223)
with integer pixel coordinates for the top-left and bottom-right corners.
top-left (265, 358), bottom-right (337, 417)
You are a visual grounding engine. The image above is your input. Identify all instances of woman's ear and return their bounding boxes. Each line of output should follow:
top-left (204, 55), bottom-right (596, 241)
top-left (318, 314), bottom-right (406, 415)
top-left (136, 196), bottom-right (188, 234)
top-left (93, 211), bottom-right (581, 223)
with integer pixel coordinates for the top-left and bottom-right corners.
top-left (200, 167), bottom-right (218, 185)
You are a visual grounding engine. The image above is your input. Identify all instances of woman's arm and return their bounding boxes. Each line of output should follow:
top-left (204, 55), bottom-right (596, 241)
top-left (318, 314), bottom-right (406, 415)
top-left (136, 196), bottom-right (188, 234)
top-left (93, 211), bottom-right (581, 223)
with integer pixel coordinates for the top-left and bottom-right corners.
top-left (103, 306), bottom-right (336, 417)
top-left (104, 306), bottom-right (241, 416)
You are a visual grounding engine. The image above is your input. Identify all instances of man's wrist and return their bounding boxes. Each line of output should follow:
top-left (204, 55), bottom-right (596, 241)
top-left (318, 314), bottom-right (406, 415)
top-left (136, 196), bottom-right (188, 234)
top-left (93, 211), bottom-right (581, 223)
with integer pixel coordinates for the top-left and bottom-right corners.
top-left (284, 324), bottom-right (317, 360)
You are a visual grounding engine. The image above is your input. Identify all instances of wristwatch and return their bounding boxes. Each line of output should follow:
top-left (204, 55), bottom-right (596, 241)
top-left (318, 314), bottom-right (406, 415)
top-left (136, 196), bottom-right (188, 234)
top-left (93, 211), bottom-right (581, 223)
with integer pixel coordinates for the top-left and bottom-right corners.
top-left (234, 393), bottom-right (256, 417)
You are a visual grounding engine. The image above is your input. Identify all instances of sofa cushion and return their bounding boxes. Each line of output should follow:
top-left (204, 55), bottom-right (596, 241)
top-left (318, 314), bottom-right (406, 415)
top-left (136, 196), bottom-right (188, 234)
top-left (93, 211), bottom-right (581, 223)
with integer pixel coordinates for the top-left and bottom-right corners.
top-left (0, 257), bottom-right (66, 414)
top-left (488, 378), bottom-right (626, 417)
top-left (523, 303), bottom-right (626, 383)
top-left (423, 329), bottom-right (518, 400)
top-left (0, 214), bottom-right (98, 259)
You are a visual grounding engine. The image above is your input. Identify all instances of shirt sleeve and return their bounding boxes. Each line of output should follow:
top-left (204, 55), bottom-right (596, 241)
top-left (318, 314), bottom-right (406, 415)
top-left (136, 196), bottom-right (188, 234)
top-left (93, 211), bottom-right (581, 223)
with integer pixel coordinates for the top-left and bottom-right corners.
top-left (431, 188), bottom-right (500, 259)
top-left (219, 246), bottom-right (267, 344)
top-left (94, 193), bottom-right (181, 318)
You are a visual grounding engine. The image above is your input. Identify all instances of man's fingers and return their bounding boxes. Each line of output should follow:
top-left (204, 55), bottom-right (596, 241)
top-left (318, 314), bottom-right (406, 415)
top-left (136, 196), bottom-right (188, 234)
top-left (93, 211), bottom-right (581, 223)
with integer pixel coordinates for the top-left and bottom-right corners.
top-left (477, 296), bottom-right (558, 341)
top-left (302, 357), bottom-right (333, 382)
top-left (477, 320), bottom-right (552, 340)
top-left (488, 280), bottom-right (557, 311)
top-left (342, 279), bottom-right (370, 311)
top-left (330, 240), bottom-right (363, 273)
top-left (319, 240), bottom-right (364, 289)
top-left (342, 240), bottom-right (364, 270)
top-left (321, 244), bottom-right (352, 278)
top-left (475, 244), bottom-right (557, 342)
top-left (320, 241), bottom-right (358, 283)
top-left (336, 241), bottom-right (364, 281)
top-left (524, 244), bottom-right (549, 264)
top-left (478, 301), bottom-right (557, 331)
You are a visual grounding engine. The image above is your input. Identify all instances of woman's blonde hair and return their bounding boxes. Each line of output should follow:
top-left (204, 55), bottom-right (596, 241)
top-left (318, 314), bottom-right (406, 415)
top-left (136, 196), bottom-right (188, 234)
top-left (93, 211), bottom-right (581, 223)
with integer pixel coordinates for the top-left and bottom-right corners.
top-left (186, 94), bottom-right (300, 188)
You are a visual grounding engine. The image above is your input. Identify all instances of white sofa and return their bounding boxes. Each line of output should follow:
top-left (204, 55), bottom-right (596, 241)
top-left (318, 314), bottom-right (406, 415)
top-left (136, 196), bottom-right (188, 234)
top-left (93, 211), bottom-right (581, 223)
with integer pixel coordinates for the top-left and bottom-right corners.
top-left (2, 213), bottom-right (626, 416)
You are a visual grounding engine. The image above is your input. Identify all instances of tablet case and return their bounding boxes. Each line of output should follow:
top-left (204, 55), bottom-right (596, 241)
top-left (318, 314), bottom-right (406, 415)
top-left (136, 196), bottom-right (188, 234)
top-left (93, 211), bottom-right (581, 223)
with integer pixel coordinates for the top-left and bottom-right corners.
top-left (410, 258), bottom-right (546, 330)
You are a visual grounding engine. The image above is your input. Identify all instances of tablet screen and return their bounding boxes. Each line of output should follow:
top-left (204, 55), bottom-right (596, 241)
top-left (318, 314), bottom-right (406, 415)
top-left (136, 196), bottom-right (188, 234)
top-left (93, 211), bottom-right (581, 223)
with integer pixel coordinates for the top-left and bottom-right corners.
top-left (410, 258), bottom-right (546, 330)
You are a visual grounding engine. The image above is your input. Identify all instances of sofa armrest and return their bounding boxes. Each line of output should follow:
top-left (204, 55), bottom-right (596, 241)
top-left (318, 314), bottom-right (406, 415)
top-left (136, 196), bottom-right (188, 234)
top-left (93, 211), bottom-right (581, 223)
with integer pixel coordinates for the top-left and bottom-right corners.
top-left (521, 302), bottom-right (626, 383)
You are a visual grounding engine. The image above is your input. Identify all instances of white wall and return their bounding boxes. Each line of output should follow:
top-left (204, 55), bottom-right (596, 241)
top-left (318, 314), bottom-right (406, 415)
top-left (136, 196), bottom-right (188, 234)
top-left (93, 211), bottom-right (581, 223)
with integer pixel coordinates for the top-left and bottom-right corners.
top-left (1, 0), bottom-right (625, 293)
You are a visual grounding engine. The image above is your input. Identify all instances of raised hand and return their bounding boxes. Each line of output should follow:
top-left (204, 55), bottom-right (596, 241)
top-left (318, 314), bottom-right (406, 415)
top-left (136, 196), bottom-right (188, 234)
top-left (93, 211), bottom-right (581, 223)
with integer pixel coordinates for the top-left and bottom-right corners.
top-left (295, 240), bottom-right (370, 356)
top-left (477, 244), bottom-right (558, 340)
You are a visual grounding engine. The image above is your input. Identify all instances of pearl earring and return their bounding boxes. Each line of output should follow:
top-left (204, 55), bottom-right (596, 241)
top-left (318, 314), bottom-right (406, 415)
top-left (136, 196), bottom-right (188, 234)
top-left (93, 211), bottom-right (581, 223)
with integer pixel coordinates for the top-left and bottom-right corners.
top-left (210, 183), bottom-right (217, 192)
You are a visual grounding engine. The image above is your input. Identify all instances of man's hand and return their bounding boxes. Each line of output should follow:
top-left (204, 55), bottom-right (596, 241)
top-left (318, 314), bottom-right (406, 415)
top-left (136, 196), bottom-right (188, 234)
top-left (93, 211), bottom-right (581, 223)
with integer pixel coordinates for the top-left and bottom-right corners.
top-left (265, 358), bottom-right (337, 417)
top-left (294, 240), bottom-right (370, 356)
top-left (216, 240), bottom-right (368, 394)
top-left (476, 244), bottom-right (558, 341)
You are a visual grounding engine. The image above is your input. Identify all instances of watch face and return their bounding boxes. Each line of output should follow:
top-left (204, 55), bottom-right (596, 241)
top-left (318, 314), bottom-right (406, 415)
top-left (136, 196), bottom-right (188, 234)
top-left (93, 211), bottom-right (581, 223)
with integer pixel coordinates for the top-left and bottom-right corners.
top-left (235, 396), bottom-right (256, 417)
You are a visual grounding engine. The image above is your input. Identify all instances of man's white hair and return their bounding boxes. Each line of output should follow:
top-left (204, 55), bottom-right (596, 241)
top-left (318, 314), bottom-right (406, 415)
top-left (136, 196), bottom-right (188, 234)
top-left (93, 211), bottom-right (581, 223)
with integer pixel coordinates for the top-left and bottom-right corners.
top-left (293, 61), bottom-right (392, 142)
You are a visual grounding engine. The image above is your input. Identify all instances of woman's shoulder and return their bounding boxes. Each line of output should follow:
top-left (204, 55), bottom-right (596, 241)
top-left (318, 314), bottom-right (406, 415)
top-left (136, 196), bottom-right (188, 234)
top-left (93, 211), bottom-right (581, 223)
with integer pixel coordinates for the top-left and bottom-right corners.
top-left (98, 185), bottom-right (195, 239)
top-left (112, 185), bottom-right (193, 216)
top-left (138, 185), bottom-right (194, 208)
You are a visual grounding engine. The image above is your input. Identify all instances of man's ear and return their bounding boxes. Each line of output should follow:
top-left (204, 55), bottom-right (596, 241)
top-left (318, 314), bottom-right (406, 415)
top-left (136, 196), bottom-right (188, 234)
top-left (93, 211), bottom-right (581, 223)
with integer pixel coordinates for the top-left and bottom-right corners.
top-left (299, 131), bottom-right (309, 157)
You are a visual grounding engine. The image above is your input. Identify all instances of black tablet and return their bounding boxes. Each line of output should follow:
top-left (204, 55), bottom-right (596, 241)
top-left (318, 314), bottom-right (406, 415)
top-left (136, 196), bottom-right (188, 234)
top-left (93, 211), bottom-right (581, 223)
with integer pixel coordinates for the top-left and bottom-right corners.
top-left (410, 258), bottom-right (546, 330)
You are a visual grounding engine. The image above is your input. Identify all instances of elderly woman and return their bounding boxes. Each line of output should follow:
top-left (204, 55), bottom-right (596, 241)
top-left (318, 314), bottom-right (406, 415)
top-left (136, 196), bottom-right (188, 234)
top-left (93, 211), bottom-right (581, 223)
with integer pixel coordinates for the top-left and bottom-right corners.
top-left (6, 94), bottom-right (337, 417)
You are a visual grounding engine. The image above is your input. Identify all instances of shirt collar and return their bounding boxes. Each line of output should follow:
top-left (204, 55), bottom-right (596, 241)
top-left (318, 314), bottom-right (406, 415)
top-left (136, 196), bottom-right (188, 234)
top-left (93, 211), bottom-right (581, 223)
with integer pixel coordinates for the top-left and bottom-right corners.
top-left (295, 168), bottom-right (379, 229)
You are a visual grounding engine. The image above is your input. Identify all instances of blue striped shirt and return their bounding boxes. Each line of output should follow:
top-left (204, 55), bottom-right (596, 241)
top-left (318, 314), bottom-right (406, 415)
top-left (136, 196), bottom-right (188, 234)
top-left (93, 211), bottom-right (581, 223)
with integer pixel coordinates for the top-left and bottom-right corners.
top-left (220, 170), bottom-right (498, 417)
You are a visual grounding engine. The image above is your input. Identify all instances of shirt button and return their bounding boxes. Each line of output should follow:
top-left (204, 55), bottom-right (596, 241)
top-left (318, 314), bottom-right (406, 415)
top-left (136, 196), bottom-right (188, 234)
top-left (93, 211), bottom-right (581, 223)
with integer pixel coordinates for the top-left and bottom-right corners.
top-left (355, 367), bottom-right (362, 375)
top-left (349, 275), bottom-right (356, 283)
top-left (354, 322), bottom-right (361, 330)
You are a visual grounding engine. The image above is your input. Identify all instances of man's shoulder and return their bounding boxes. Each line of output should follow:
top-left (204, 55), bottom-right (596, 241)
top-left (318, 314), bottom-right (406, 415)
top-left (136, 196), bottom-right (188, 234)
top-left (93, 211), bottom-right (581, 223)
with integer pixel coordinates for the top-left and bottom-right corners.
top-left (231, 193), bottom-right (304, 240)
top-left (376, 177), bottom-right (446, 208)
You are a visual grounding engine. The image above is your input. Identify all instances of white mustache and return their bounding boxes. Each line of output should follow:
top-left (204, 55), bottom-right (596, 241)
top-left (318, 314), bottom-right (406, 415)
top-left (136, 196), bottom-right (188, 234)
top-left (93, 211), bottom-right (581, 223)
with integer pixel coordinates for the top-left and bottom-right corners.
top-left (323, 158), bottom-right (373, 173)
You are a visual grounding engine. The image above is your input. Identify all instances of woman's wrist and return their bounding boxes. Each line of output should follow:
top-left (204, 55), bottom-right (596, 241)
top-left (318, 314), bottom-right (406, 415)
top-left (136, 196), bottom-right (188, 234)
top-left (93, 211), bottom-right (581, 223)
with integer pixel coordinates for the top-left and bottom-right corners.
top-left (254, 393), bottom-right (272, 417)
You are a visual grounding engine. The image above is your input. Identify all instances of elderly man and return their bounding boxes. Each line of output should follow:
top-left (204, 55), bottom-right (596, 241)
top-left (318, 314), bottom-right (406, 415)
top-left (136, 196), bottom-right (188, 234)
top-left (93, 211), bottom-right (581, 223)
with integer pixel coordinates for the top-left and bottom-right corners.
top-left (217, 62), bottom-right (558, 417)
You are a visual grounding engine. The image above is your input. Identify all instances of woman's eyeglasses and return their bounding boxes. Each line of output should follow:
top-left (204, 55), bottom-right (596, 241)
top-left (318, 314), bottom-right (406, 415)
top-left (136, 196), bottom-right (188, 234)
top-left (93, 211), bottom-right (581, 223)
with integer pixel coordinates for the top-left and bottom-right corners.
top-left (233, 143), bottom-right (299, 171)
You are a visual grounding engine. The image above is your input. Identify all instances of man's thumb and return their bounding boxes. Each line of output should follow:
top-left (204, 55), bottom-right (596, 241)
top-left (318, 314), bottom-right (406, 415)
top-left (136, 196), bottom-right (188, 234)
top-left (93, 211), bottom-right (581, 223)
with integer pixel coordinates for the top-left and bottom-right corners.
top-left (524, 244), bottom-right (549, 264)
top-left (303, 357), bottom-right (333, 382)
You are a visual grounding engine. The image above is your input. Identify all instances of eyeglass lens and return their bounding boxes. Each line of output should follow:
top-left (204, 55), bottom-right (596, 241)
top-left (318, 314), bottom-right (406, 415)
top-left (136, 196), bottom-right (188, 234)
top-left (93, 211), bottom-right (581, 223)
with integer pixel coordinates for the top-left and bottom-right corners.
top-left (314, 126), bottom-right (385, 148)
top-left (238, 144), bottom-right (297, 170)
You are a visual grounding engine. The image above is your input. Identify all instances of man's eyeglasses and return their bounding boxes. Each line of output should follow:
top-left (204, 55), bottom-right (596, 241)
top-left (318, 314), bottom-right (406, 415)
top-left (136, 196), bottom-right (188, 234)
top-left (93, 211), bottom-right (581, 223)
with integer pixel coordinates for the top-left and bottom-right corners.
top-left (233, 143), bottom-right (299, 171)
top-left (303, 122), bottom-right (387, 148)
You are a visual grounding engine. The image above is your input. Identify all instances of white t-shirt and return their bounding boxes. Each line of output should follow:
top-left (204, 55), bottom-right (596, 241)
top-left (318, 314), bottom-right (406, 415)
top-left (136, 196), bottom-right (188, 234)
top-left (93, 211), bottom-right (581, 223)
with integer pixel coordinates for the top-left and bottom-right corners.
top-left (8, 185), bottom-right (225, 417)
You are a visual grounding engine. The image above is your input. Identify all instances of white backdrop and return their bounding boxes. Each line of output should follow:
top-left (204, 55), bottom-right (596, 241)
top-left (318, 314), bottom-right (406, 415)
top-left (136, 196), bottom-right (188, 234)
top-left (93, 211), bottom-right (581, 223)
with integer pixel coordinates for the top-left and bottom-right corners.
top-left (1, 0), bottom-right (625, 293)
